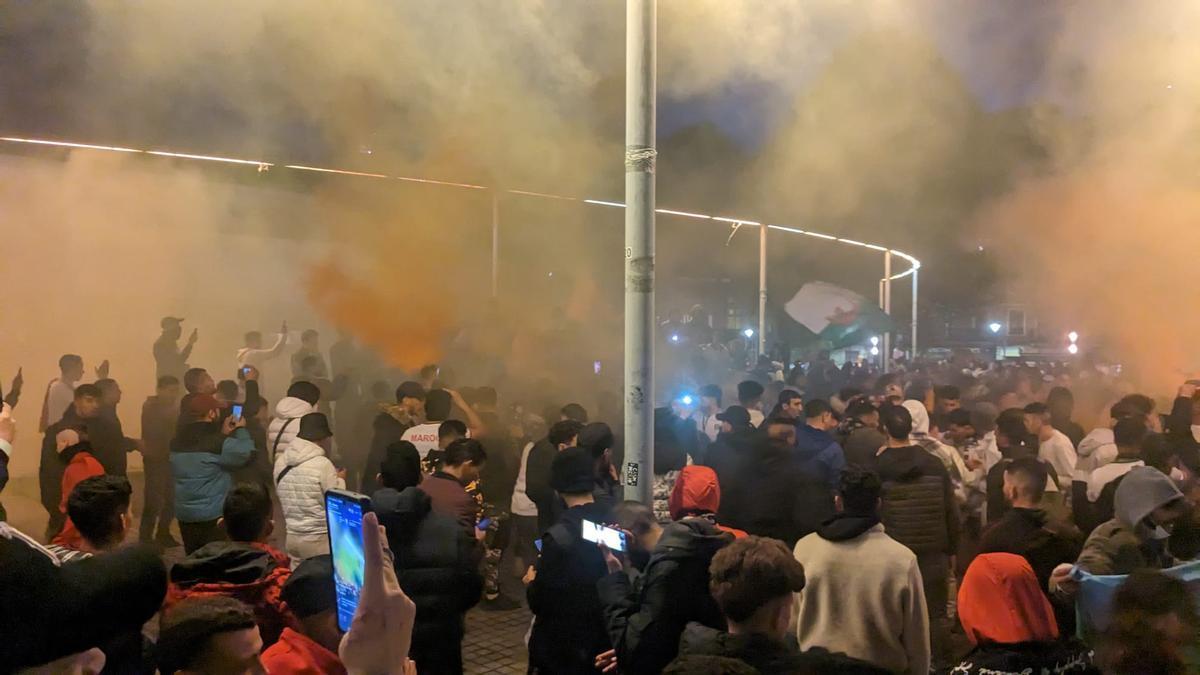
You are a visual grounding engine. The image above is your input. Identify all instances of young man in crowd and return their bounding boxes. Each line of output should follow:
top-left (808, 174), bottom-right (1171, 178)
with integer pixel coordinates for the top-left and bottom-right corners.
top-left (693, 384), bottom-right (723, 443)
top-left (525, 418), bottom-right (585, 533)
top-left (792, 466), bottom-right (930, 675)
top-left (670, 536), bottom-right (887, 673)
top-left (875, 404), bottom-right (959, 671)
top-left (183, 366), bottom-right (218, 398)
top-left (1081, 417), bottom-right (1148, 532)
top-left (166, 483), bottom-right (294, 647)
top-left (142, 374), bottom-right (181, 546)
top-left (702, 405), bottom-right (757, 487)
top-left (933, 384), bottom-right (961, 418)
top-left (597, 498), bottom-right (733, 674)
top-left (987, 412), bottom-right (1060, 526)
top-left (87, 377), bottom-right (139, 477)
top-left (154, 316), bottom-right (197, 383)
top-left (372, 441), bottom-right (483, 673)
top-left (361, 381), bottom-right (426, 495)
top-left (402, 388), bottom-right (455, 461)
top-left (156, 596), bottom-right (266, 675)
top-left (236, 322), bottom-right (289, 373)
top-left (527, 446), bottom-right (613, 674)
top-left (736, 380), bottom-right (765, 428)
top-left (275, 412), bottom-right (344, 562)
top-left (1047, 386), bottom-right (1085, 449)
top-left (39, 353), bottom-right (98, 432)
top-left (290, 329), bottom-right (328, 380)
top-left (171, 393), bottom-right (255, 554)
top-left (769, 389), bottom-right (804, 421)
top-left (47, 475), bottom-right (133, 563)
top-left (262, 555), bottom-right (347, 674)
top-left (794, 399), bottom-right (847, 490)
top-left (47, 428), bottom-right (104, 549)
top-left (268, 380), bottom-right (320, 462)
top-left (39, 383), bottom-right (102, 539)
top-left (1024, 402), bottom-right (1077, 491)
top-left (421, 437), bottom-right (488, 534)
top-left (838, 398), bottom-right (886, 468)
top-left (1076, 394), bottom-right (1158, 474)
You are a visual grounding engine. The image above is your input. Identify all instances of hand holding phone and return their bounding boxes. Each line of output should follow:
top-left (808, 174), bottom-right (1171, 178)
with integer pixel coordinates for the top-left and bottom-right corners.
top-left (231, 404), bottom-right (244, 421)
top-left (581, 519), bottom-right (628, 552)
top-left (326, 489), bottom-right (372, 632)
top-left (476, 517), bottom-right (492, 531)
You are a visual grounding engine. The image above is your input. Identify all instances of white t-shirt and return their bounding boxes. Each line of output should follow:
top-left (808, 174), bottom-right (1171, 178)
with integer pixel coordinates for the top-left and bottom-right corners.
top-left (1087, 459), bottom-right (1145, 502)
top-left (693, 410), bottom-right (722, 443)
top-left (510, 441), bottom-right (538, 517)
top-left (44, 379), bottom-right (76, 428)
top-left (748, 408), bottom-right (765, 429)
top-left (1038, 429), bottom-right (1078, 490)
top-left (401, 423), bottom-right (441, 459)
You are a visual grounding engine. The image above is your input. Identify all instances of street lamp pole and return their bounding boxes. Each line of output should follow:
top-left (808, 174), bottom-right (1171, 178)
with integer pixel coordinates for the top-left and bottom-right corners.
top-left (882, 250), bottom-right (892, 373)
top-left (624, 0), bottom-right (656, 505)
top-left (758, 224), bottom-right (767, 356)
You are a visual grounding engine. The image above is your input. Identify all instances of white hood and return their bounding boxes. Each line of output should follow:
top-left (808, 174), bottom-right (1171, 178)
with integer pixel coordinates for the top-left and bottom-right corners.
top-left (283, 436), bottom-right (327, 467)
top-left (902, 400), bottom-right (931, 436)
top-left (274, 396), bottom-right (314, 419)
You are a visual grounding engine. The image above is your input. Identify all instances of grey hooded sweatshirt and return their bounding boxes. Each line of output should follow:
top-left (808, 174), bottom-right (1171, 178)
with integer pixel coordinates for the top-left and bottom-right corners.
top-left (1075, 467), bottom-right (1185, 575)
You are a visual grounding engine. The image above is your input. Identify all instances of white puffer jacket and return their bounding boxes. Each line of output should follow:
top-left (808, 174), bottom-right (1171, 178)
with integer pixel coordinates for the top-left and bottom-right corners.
top-left (268, 397), bottom-right (315, 462)
top-left (275, 436), bottom-right (344, 536)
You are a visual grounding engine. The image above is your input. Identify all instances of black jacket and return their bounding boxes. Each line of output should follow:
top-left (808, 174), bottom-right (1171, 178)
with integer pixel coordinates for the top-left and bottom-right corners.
top-left (953, 640), bottom-right (1098, 674)
top-left (90, 406), bottom-right (137, 476)
top-left (670, 623), bottom-right (890, 674)
top-left (372, 486), bottom-right (482, 652)
top-left (40, 407), bottom-right (83, 515)
top-left (525, 438), bottom-right (559, 532)
top-left (597, 517), bottom-right (732, 674)
top-left (360, 410), bottom-right (413, 495)
top-left (876, 444), bottom-right (960, 556)
top-left (841, 425), bottom-right (887, 469)
top-left (527, 501), bottom-right (613, 674)
top-left (987, 450), bottom-right (1059, 527)
top-left (711, 436), bottom-right (834, 548)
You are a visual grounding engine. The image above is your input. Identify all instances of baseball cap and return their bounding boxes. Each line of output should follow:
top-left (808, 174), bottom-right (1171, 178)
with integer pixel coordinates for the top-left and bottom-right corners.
top-left (281, 555), bottom-right (337, 618)
top-left (716, 405), bottom-right (752, 427)
top-left (551, 447), bottom-right (595, 494)
top-left (160, 316), bottom-right (185, 329)
top-left (185, 394), bottom-right (221, 418)
top-left (396, 381), bottom-right (427, 402)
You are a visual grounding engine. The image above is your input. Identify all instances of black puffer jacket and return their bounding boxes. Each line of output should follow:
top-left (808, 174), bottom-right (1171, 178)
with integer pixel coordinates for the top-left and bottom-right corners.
top-left (597, 517), bottom-right (733, 674)
top-left (670, 623), bottom-right (890, 674)
top-left (876, 444), bottom-right (959, 556)
top-left (371, 486), bottom-right (482, 653)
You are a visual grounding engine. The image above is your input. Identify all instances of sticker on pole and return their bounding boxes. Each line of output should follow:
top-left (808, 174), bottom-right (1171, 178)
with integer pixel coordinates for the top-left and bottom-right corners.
top-left (624, 462), bottom-right (640, 487)
top-left (625, 247), bottom-right (633, 260)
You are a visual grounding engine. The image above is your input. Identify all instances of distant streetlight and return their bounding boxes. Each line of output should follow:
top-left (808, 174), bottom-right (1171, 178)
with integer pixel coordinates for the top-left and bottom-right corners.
top-left (1068, 331), bottom-right (1079, 343)
top-left (742, 328), bottom-right (755, 339)
top-left (1067, 343), bottom-right (1079, 355)
top-left (870, 336), bottom-right (880, 346)
top-left (870, 346), bottom-right (880, 356)
top-left (670, 333), bottom-right (680, 343)
top-left (989, 322), bottom-right (1002, 334)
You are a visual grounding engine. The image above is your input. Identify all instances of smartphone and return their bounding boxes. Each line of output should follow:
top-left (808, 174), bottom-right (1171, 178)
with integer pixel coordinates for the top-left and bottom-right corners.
top-left (476, 517), bottom-right (492, 531)
top-left (581, 519), bottom-right (627, 552)
top-left (241, 366), bottom-right (251, 377)
top-left (534, 538), bottom-right (542, 552)
top-left (326, 489), bottom-right (371, 632)
top-left (230, 404), bottom-right (243, 421)
top-left (593, 360), bottom-right (602, 375)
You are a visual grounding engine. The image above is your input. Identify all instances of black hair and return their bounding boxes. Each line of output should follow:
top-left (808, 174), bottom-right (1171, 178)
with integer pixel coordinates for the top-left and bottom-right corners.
top-left (157, 597), bottom-right (258, 674)
top-left (611, 500), bottom-right (657, 539)
top-left (803, 398), bottom-right (833, 419)
top-left (222, 483), bottom-right (272, 543)
top-left (95, 378), bottom-right (118, 394)
top-left (838, 466), bottom-right (882, 515)
top-left (561, 403), bottom-right (589, 423)
top-left (778, 389), bottom-right (802, 405)
top-left (1114, 416), bottom-right (1149, 450)
top-left (1114, 393), bottom-right (1155, 419)
top-left (549, 419), bottom-right (585, 447)
top-left (1023, 402), bottom-right (1049, 415)
top-left (67, 475), bottom-right (132, 548)
top-left (1140, 433), bottom-right (1172, 473)
top-left (737, 381), bottom-right (764, 403)
top-left (996, 408), bottom-right (1031, 446)
top-left (580, 422), bottom-right (615, 459)
top-left (1047, 386), bottom-right (1074, 405)
top-left (946, 408), bottom-right (973, 427)
top-left (443, 438), bottom-right (487, 467)
top-left (438, 419), bottom-right (467, 441)
top-left (1003, 456), bottom-right (1048, 502)
top-left (216, 380), bottom-right (239, 401)
top-left (74, 383), bottom-right (102, 400)
top-left (845, 398), bottom-right (878, 420)
top-left (59, 353), bottom-right (83, 371)
top-left (653, 408), bottom-right (688, 474)
top-left (934, 385), bottom-right (961, 401)
top-left (425, 390), bottom-right (453, 421)
top-left (380, 441), bottom-right (423, 490)
top-left (880, 404), bottom-right (913, 441)
top-left (286, 380), bottom-right (321, 406)
top-left (700, 384), bottom-right (723, 405)
top-left (838, 387), bottom-right (864, 403)
top-left (157, 375), bottom-right (180, 389)
top-left (183, 367), bottom-right (209, 393)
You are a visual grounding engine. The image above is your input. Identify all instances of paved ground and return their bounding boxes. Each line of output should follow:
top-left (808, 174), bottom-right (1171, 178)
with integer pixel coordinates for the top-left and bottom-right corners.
top-left (463, 605), bottom-right (531, 674)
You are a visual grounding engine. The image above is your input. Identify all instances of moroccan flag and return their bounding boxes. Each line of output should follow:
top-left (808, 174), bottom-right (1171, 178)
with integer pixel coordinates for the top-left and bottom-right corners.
top-left (784, 282), bottom-right (894, 348)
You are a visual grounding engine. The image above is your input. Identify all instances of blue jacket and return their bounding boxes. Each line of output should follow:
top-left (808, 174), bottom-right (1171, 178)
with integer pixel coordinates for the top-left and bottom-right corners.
top-left (794, 424), bottom-right (846, 489)
top-left (170, 422), bottom-right (254, 523)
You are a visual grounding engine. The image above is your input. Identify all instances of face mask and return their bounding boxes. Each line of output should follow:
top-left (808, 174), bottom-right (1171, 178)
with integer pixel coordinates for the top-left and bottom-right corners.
top-left (1145, 518), bottom-right (1175, 540)
top-left (1171, 467), bottom-right (1187, 482)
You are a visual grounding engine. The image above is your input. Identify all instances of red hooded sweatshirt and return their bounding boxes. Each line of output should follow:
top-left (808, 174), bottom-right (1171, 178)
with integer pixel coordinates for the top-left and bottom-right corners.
top-left (668, 465), bottom-right (747, 538)
top-left (50, 450), bottom-right (105, 549)
top-left (261, 627), bottom-right (347, 675)
top-left (958, 552), bottom-right (1058, 645)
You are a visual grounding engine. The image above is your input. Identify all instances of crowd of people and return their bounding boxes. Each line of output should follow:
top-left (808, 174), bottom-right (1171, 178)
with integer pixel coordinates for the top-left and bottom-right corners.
top-left (1, 316), bottom-right (1199, 674)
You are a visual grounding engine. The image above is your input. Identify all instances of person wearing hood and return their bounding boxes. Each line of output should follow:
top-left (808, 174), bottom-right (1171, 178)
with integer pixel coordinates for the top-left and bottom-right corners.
top-left (275, 412), bottom-right (344, 563)
top-left (596, 498), bottom-right (734, 675)
top-left (361, 380), bottom-right (425, 495)
top-left (1052, 466), bottom-right (1193, 592)
top-left (793, 399), bottom-right (846, 490)
top-left (372, 441), bottom-right (482, 674)
top-left (838, 398), bottom-right (887, 469)
top-left (165, 483), bottom-right (296, 647)
top-left (47, 428), bottom-right (104, 550)
top-left (1077, 417), bottom-right (1148, 534)
top-left (171, 394), bottom-right (255, 554)
top-left (902, 399), bottom-right (969, 504)
top-left (1075, 394), bottom-right (1158, 475)
top-left (527, 447), bottom-right (613, 675)
top-left (267, 380), bottom-right (320, 463)
top-left (792, 465), bottom-right (930, 675)
top-left (954, 553), bottom-right (1097, 675)
top-left (670, 536), bottom-right (889, 674)
top-left (668, 465), bottom-right (747, 538)
top-left (875, 403), bottom-right (959, 671)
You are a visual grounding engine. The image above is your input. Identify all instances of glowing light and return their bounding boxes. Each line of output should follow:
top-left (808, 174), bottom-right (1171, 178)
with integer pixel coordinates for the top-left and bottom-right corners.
top-left (989, 322), bottom-right (1003, 334)
top-left (870, 336), bottom-right (880, 346)
top-left (713, 217), bottom-right (760, 225)
top-left (670, 334), bottom-right (680, 343)
top-left (584, 199), bottom-right (626, 208)
top-left (1068, 331), bottom-right (1079, 343)
top-left (870, 346), bottom-right (880, 356)
top-left (147, 150), bottom-right (272, 167)
top-left (742, 328), bottom-right (755, 338)
top-left (0, 137), bottom-right (142, 153)
top-left (1067, 343), bottom-right (1079, 355)
top-left (285, 165), bottom-right (388, 179)
top-left (656, 208), bottom-right (712, 220)
top-left (681, 395), bottom-right (695, 406)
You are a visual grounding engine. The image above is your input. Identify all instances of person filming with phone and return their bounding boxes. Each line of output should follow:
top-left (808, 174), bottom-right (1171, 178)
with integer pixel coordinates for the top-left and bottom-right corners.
top-left (527, 446), bottom-right (613, 674)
